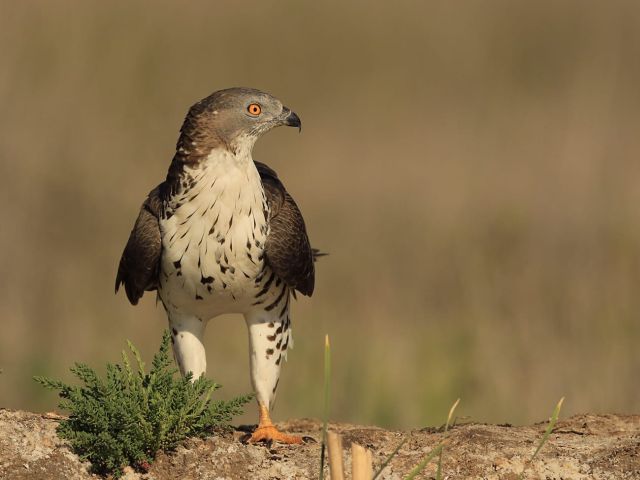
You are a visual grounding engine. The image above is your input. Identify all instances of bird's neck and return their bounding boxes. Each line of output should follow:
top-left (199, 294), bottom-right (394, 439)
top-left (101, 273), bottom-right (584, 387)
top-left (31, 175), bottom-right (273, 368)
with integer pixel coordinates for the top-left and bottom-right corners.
top-left (160, 139), bottom-right (261, 210)
top-left (229, 134), bottom-right (258, 164)
top-left (184, 146), bottom-right (263, 202)
top-left (200, 144), bottom-right (256, 175)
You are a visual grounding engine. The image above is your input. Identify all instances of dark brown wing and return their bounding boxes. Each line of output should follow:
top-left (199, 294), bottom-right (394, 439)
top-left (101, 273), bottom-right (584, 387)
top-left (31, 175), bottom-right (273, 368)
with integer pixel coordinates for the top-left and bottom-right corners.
top-left (115, 186), bottom-right (163, 305)
top-left (255, 161), bottom-right (316, 297)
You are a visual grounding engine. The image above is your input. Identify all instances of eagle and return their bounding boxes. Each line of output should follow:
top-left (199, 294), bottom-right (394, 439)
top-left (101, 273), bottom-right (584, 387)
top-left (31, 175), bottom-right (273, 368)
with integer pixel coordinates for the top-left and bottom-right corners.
top-left (115, 88), bottom-right (319, 444)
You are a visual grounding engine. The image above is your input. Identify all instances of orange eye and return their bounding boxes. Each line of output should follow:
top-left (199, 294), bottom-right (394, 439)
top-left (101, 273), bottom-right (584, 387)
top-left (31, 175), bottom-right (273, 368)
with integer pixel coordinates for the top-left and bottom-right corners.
top-left (247, 103), bottom-right (262, 116)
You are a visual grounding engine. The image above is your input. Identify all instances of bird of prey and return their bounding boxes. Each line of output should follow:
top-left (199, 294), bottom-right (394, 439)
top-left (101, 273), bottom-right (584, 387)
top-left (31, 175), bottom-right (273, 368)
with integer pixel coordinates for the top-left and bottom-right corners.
top-left (115, 87), bottom-right (319, 444)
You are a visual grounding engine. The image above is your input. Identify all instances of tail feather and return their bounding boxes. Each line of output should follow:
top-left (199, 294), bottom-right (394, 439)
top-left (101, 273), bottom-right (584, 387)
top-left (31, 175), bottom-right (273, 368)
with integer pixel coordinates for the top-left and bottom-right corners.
top-left (311, 248), bottom-right (327, 262)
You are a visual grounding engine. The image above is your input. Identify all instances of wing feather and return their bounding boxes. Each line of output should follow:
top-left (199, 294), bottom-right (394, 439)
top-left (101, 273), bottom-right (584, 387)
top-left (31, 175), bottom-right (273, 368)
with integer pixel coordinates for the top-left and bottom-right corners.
top-left (255, 161), bottom-right (316, 297)
top-left (115, 186), bottom-right (163, 305)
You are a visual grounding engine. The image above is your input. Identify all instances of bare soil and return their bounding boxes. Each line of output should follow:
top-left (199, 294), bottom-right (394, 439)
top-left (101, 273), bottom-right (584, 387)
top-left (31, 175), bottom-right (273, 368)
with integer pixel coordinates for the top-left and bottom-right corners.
top-left (0, 409), bottom-right (638, 479)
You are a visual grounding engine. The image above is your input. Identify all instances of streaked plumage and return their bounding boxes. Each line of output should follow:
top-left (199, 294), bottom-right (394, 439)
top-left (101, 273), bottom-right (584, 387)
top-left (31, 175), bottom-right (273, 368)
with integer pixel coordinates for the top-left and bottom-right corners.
top-left (115, 88), bottom-right (320, 444)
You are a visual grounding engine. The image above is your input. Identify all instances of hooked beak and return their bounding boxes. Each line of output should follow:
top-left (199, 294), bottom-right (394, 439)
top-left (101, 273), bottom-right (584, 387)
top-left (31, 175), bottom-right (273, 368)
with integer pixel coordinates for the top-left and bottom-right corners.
top-left (281, 106), bottom-right (302, 132)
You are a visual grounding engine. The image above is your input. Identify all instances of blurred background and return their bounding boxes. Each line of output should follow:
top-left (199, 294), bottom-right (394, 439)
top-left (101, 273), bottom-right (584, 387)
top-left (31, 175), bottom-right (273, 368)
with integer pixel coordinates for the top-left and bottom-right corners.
top-left (1, 0), bottom-right (639, 429)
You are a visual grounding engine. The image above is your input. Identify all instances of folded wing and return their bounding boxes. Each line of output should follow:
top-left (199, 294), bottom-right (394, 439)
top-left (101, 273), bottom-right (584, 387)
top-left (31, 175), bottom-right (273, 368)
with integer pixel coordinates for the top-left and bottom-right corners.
top-left (115, 186), bottom-right (163, 305)
top-left (255, 161), bottom-right (315, 297)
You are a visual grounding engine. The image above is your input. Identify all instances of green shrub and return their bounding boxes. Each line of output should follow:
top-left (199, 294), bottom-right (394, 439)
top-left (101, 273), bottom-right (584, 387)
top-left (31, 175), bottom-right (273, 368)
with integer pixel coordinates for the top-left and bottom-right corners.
top-left (34, 331), bottom-right (252, 478)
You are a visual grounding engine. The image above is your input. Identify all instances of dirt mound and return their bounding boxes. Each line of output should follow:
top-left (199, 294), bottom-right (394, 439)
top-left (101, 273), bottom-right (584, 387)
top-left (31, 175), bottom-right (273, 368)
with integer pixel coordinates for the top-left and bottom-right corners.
top-left (1, 409), bottom-right (638, 479)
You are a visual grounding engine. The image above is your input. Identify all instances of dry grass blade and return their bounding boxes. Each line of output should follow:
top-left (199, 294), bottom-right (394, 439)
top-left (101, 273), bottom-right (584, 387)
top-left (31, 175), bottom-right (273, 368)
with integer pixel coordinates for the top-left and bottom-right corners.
top-left (372, 437), bottom-right (408, 480)
top-left (518, 397), bottom-right (565, 479)
top-left (404, 442), bottom-right (445, 480)
top-left (327, 431), bottom-right (345, 480)
top-left (351, 443), bottom-right (373, 480)
top-left (445, 398), bottom-right (461, 431)
top-left (436, 398), bottom-right (461, 480)
top-left (319, 335), bottom-right (331, 480)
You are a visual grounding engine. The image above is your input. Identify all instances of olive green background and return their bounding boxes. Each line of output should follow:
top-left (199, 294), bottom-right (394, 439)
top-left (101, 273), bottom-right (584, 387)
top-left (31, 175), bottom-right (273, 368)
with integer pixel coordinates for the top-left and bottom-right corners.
top-left (1, 0), bottom-right (639, 428)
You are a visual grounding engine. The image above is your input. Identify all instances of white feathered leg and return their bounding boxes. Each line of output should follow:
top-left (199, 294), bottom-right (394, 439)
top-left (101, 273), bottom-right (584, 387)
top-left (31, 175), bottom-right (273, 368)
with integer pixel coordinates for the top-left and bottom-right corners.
top-left (244, 304), bottom-right (303, 444)
top-left (168, 311), bottom-right (207, 380)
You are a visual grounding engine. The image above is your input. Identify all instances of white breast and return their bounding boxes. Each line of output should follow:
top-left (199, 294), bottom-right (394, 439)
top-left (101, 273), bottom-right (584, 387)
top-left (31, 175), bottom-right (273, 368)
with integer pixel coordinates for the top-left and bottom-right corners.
top-left (158, 148), bottom-right (269, 318)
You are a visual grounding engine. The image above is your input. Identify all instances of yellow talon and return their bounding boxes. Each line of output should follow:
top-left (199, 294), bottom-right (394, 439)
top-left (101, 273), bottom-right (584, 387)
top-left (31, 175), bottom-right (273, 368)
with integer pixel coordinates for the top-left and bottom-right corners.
top-left (244, 403), bottom-right (305, 445)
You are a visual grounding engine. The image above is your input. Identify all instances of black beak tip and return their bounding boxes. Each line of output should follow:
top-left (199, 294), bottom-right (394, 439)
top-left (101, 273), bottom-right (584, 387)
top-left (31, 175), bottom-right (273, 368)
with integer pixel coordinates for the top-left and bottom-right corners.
top-left (283, 108), bottom-right (302, 132)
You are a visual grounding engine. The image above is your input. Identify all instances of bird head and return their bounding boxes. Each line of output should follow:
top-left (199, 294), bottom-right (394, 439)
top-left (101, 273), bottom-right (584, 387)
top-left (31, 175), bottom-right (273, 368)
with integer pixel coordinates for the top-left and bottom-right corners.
top-left (179, 87), bottom-right (301, 158)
